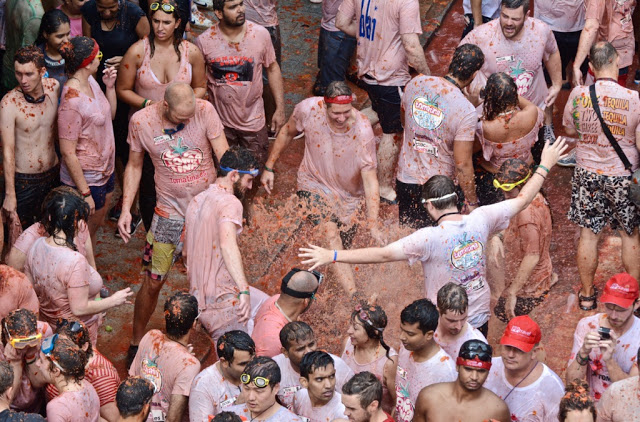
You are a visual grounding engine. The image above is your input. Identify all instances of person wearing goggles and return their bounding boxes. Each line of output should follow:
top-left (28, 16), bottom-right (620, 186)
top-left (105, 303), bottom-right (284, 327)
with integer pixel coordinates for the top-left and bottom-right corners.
top-left (490, 158), bottom-right (557, 322)
top-left (412, 340), bottom-right (510, 422)
top-left (225, 356), bottom-right (300, 421)
top-left (183, 146), bottom-right (269, 348)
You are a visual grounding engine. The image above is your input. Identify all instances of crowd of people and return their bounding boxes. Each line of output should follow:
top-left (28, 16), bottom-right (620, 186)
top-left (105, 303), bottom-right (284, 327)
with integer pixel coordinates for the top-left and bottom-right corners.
top-left (0, 0), bottom-right (638, 419)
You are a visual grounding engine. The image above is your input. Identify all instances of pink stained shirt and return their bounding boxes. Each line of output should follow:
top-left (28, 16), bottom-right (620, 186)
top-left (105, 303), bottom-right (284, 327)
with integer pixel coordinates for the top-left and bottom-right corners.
top-left (189, 362), bottom-right (242, 422)
top-left (127, 100), bottom-right (222, 218)
top-left (503, 194), bottom-right (555, 298)
top-left (585, 0), bottom-right (636, 68)
top-left (478, 107), bottom-right (544, 171)
top-left (58, 76), bottom-right (115, 187)
top-left (433, 321), bottom-right (487, 361)
top-left (252, 295), bottom-right (289, 357)
top-left (397, 201), bottom-right (518, 328)
top-left (56, 6), bottom-right (82, 37)
top-left (337, 0), bottom-right (422, 86)
top-left (196, 22), bottom-right (276, 132)
top-left (184, 183), bottom-right (243, 306)
top-left (397, 75), bottom-right (477, 185)
top-left (45, 381), bottom-right (100, 422)
top-left (292, 389), bottom-right (347, 422)
top-left (484, 357), bottom-right (565, 421)
top-left (460, 18), bottom-right (559, 109)
top-left (534, 0), bottom-right (586, 33)
top-left (394, 346), bottom-right (457, 422)
top-left (134, 38), bottom-right (193, 104)
top-left (322, 0), bottom-right (345, 31)
top-left (596, 376), bottom-right (640, 421)
top-left (562, 80), bottom-right (640, 176)
top-left (244, 0), bottom-right (278, 27)
top-left (14, 222), bottom-right (89, 258)
top-left (0, 265), bottom-right (38, 320)
top-left (341, 338), bottom-right (397, 413)
top-left (24, 237), bottom-right (102, 345)
top-left (129, 329), bottom-right (201, 422)
top-left (227, 404), bottom-right (302, 421)
top-left (293, 97), bottom-right (377, 224)
top-left (568, 314), bottom-right (640, 400)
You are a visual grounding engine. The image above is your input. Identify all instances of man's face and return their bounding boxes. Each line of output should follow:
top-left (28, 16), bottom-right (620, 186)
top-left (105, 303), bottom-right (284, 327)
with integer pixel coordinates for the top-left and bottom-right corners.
top-left (222, 349), bottom-right (253, 382)
top-left (501, 345), bottom-right (534, 372)
top-left (499, 5), bottom-right (526, 39)
top-left (564, 409), bottom-right (595, 422)
top-left (325, 103), bottom-right (352, 131)
top-left (399, 321), bottom-right (431, 352)
top-left (96, 0), bottom-right (119, 21)
top-left (244, 382), bottom-right (278, 415)
top-left (302, 364), bottom-right (336, 405)
top-left (233, 174), bottom-right (254, 200)
top-left (439, 309), bottom-right (467, 336)
top-left (165, 101), bottom-right (195, 125)
top-left (14, 62), bottom-right (44, 95)
top-left (219, 0), bottom-right (245, 27)
top-left (284, 336), bottom-right (317, 370)
top-left (342, 394), bottom-right (372, 422)
top-left (604, 302), bottom-right (636, 330)
top-left (457, 365), bottom-right (489, 391)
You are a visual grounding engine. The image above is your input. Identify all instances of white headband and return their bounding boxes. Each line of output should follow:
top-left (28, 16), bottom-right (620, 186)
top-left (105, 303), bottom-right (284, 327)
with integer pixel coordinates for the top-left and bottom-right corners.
top-left (421, 192), bottom-right (457, 204)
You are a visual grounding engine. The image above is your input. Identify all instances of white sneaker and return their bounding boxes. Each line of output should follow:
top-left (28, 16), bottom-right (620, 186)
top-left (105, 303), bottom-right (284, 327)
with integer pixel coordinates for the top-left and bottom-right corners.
top-left (190, 7), bottom-right (213, 28)
top-left (309, 0), bottom-right (322, 3)
top-left (193, 0), bottom-right (213, 9)
top-left (557, 149), bottom-right (577, 167)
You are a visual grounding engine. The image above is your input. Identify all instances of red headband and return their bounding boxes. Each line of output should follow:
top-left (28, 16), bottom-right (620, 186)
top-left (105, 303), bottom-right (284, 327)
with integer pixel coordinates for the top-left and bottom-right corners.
top-left (324, 95), bottom-right (353, 105)
top-left (456, 356), bottom-right (492, 370)
top-left (79, 41), bottom-right (100, 70)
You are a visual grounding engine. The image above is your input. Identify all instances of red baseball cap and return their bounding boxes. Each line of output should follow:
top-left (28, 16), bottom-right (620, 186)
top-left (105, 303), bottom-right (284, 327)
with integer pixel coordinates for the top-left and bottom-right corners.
top-left (600, 273), bottom-right (639, 309)
top-left (500, 316), bottom-right (542, 353)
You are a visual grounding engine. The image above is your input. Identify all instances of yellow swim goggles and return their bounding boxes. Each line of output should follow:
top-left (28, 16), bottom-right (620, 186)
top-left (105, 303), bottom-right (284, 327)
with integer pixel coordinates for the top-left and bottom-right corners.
top-left (493, 171), bottom-right (531, 192)
top-left (241, 373), bottom-right (270, 388)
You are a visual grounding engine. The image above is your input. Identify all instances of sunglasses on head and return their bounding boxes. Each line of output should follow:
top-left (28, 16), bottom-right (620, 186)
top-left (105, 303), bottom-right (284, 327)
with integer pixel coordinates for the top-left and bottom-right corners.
top-left (150, 2), bottom-right (176, 12)
top-left (240, 373), bottom-right (270, 388)
top-left (57, 319), bottom-right (83, 334)
top-left (4, 322), bottom-right (41, 349)
top-left (493, 171), bottom-right (531, 192)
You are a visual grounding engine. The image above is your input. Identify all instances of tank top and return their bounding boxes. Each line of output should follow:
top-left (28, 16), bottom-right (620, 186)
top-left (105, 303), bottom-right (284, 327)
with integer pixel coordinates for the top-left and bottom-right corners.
top-left (341, 338), bottom-right (397, 413)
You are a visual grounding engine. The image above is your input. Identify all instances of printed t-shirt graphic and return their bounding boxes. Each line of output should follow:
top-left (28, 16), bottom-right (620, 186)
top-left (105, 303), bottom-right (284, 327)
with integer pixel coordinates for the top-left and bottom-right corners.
top-left (209, 56), bottom-right (254, 85)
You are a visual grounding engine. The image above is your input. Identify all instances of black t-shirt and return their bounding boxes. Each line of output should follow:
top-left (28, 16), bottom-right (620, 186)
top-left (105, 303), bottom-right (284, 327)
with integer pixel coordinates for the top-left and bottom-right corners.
top-left (0, 409), bottom-right (45, 422)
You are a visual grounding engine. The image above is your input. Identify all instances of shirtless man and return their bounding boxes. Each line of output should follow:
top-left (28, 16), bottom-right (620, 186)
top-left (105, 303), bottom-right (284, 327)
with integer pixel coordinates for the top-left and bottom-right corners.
top-left (0, 46), bottom-right (60, 233)
top-left (413, 340), bottom-right (510, 422)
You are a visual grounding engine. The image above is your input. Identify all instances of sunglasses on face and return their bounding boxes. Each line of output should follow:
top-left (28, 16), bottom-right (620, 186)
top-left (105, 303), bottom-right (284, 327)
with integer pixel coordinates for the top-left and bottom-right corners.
top-left (493, 171), bottom-right (531, 192)
top-left (240, 373), bottom-right (270, 388)
top-left (150, 2), bottom-right (176, 12)
top-left (4, 322), bottom-right (42, 349)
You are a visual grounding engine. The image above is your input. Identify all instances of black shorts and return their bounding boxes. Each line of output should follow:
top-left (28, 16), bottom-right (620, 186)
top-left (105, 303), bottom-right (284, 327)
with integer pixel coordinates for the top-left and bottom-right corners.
top-left (360, 80), bottom-right (404, 134)
top-left (12, 164), bottom-right (60, 229)
top-left (296, 190), bottom-right (358, 248)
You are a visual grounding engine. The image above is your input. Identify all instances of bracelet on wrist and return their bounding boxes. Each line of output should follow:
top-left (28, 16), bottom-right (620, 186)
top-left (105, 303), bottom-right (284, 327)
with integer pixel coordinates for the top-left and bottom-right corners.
top-left (142, 99), bottom-right (148, 108)
top-left (264, 165), bottom-right (275, 173)
top-left (81, 190), bottom-right (91, 198)
top-left (332, 250), bottom-right (338, 263)
top-left (536, 164), bottom-right (550, 174)
top-left (534, 171), bottom-right (547, 180)
top-left (237, 290), bottom-right (250, 299)
top-left (467, 201), bottom-right (479, 207)
top-left (576, 352), bottom-right (589, 366)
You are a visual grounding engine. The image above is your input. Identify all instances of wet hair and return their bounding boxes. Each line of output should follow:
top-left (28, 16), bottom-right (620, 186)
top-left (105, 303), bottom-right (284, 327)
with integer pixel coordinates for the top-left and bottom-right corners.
top-left (41, 186), bottom-right (90, 252)
top-left (59, 37), bottom-right (97, 75)
top-left (351, 304), bottom-right (392, 360)
top-left (2, 309), bottom-right (38, 345)
top-left (558, 380), bottom-right (596, 422)
top-left (49, 336), bottom-right (89, 383)
top-left (212, 412), bottom-right (243, 422)
top-left (0, 361), bottom-right (13, 396)
top-left (421, 175), bottom-right (461, 211)
top-left (243, 356), bottom-right (281, 387)
top-left (164, 291), bottom-right (198, 340)
top-left (36, 9), bottom-right (70, 46)
top-left (495, 158), bottom-right (532, 185)
top-left (217, 330), bottom-right (255, 363)
top-left (219, 145), bottom-right (259, 177)
top-left (590, 41), bottom-right (618, 71)
top-left (299, 350), bottom-right (334, 379)
top-left (280, 321), bottom-right (314, 351)
top-left (55, 319), bottom-right (93, 359)
top-left (324, 81), bottom-right (352, 108)
top-left (14, 45), bottom-right (45, 70)
top-left (437, 282), bottom-right (468, 315)
top-left (482, 72), bottom-right (518, 121)
top-left (212, 0), bottom-right (229, 11)
top-left (116, 377), bottom-right (155, 418)
top-left (148, 0), bottom-right (183, 58)
top-left (341, 372), bottom-right (382, 409)
top-left (400, 298), bottom-right (439, 334)
top-left (448, 44), bottom-right (484, 82)
top-left (501, 0), bottom-right (529, 14)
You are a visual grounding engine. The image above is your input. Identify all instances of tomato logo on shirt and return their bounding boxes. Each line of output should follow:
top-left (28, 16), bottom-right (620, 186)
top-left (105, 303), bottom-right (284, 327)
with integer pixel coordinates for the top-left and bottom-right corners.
top-left (451, 233), bottom-right (483, 271)
top-left (412, 96), bottom-right (444, 130)
top-left (160, 137), bottom-right (204, 175)
top-left (509, 60), bottom-right (534, 96)
top-left (395, 382), bottom-right (414, 422)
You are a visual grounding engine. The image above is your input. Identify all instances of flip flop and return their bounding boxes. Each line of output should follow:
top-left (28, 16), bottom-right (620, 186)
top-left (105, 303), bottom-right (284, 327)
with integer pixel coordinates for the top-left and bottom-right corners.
top-left (578, 286), bottom-right (598, 311)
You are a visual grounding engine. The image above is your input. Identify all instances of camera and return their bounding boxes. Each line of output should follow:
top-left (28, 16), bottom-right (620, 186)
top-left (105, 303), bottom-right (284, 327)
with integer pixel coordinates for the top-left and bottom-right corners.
top-left (598, 327), bottom-right (611, 340)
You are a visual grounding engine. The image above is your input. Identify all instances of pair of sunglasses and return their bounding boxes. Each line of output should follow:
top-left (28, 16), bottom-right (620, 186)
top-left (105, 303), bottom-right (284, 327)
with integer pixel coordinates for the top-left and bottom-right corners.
top-left (241, 373), bottom-right (270, 388)
top-left (4, 322), bottom-right (41, 349)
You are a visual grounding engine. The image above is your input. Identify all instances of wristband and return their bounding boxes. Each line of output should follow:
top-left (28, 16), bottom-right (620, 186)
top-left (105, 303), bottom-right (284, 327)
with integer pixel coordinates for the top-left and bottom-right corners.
top-left (536, 165), bottom-right (550, 173)
top-left (576, 352), bottom-right (589, 366)
top-left (237, 290), bottom-right (250, 299)
top-left (467, 201), bottom-right (479, 207)
top-left (142, 99), bottom-right (148, 108)
top-left (81, 190), bottom-right (91, 198)
top-left (534, 171), bottom-right (547, 180)
top-left (264, 165), bottom-right (275, 173)
top-left (333, 250), bottom-right (338, 263)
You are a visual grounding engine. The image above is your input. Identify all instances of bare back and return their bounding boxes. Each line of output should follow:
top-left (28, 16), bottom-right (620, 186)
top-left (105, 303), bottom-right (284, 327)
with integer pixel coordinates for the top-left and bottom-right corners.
top-left (414, 382), bottom-right (511, 422)
top-left (0, 78), bottom-right (60, 174)
top-left (482, 105), bottom-right (539, 144)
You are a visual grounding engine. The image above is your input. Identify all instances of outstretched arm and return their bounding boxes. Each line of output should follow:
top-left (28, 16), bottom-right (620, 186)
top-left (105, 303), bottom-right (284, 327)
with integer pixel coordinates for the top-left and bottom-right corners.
top-left (299, 241), bottom-right (407, 270)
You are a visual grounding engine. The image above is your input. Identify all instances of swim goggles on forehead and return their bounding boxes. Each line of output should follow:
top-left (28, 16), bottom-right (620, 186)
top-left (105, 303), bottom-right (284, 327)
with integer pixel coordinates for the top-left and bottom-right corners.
top-left (354, 304), bottom-right (382, 332)
top-left (150, 2), bottom-right (176, 12)
top-left (240, 373), bottom-right (270, 388)
top-left (493, 171), bottom-right (531, 192)
top-left (219, 166), bottom-right (260, 177)
top-left (41, 334), bottom-right (59, 355)
top-left (281, 268), bottom-right (323, 299)
top-left (3, 322), bottom-right (42, 349)
top-left (457, 340), bottom-right (492, 370)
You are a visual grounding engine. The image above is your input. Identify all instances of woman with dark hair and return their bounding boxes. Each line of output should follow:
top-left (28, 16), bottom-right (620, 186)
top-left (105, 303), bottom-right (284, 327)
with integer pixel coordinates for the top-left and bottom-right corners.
top-left (475, 72), bottom-right (544, 205)
top-left (58, 0), bottom-right (87, 37)
top-left (341, 303), bottom-right (397, 413)
top-left (46, 319), bottom-right (121, 422)
top-left (36, 10), bottom-right (71, 87)
top-left (23, 188), bottom-right (132, 345)
top-left (558, 380), bottom-right (595, 422)
top-left (58, 37), bottom-right (117, 249)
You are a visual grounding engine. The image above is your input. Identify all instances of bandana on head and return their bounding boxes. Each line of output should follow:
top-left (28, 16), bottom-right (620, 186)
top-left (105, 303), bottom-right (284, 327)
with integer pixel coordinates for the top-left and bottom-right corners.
top-left (78, 41), bottom-right (99, 70)
top-left (456, 356), bottom-right (492, 370)
top-left (324, 95), bottom-right (353, 105)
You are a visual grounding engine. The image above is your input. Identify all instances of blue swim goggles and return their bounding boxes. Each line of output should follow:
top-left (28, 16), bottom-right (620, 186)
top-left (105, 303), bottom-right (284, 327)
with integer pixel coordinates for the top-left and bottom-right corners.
top-left (220, 166), bottom-right (259, 177)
